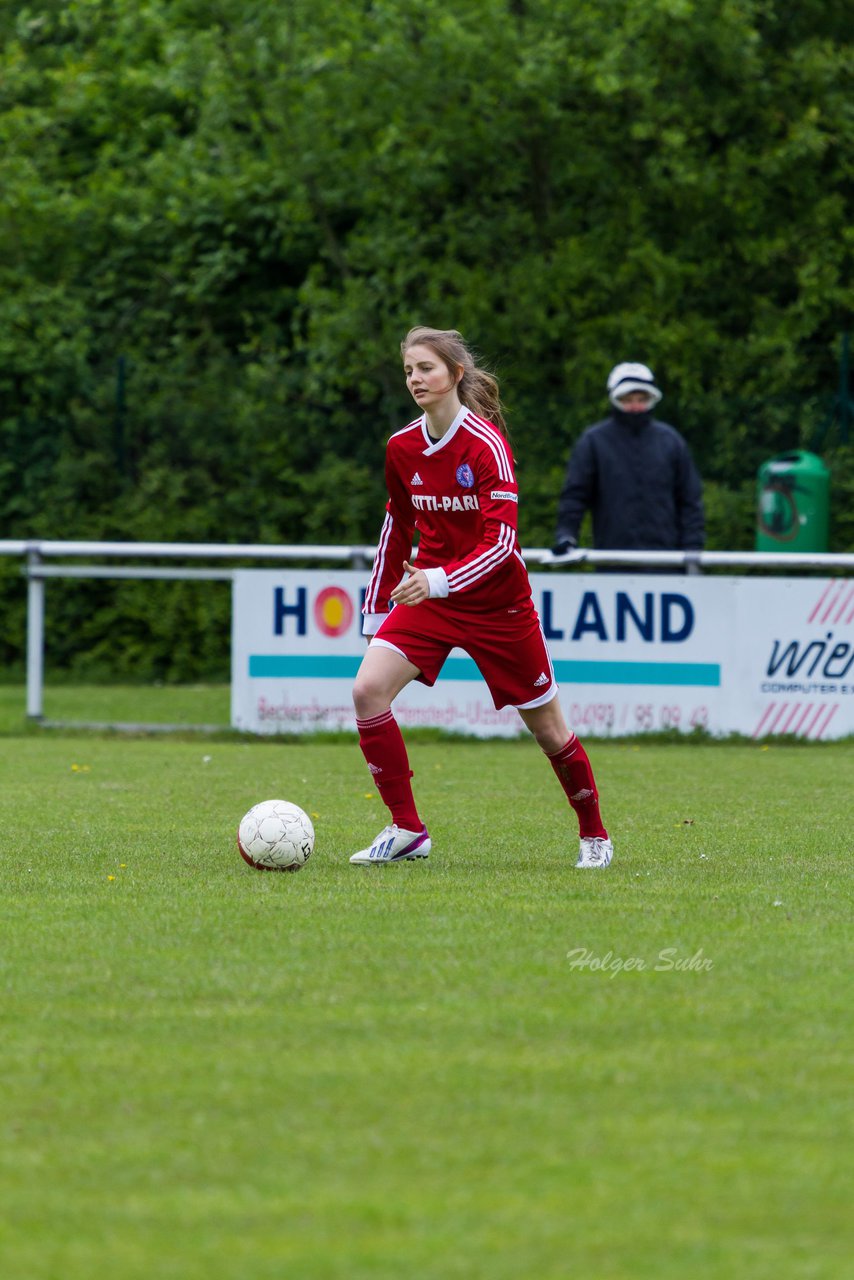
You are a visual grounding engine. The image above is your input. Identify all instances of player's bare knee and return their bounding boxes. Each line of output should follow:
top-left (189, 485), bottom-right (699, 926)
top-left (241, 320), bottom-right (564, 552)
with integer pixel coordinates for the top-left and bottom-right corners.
top-left (529, 724), bottom-right (565, 755)
top-left (352, 674), bottom-right (389, 719)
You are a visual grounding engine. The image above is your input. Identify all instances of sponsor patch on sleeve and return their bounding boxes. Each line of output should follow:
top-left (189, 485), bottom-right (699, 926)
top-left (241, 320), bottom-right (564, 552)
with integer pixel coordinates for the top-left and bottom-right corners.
top-left (490, 489), bottom-right (518, 502)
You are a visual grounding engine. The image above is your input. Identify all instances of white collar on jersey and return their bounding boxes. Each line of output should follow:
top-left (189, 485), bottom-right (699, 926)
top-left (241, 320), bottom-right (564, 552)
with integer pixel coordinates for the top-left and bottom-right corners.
top-left (420, 403), bottom-right (469, 454)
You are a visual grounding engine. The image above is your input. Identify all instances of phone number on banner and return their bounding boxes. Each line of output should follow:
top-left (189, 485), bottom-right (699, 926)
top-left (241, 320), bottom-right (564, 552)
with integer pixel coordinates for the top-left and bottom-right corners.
top-left (566, 701), bottom-right (710, 733)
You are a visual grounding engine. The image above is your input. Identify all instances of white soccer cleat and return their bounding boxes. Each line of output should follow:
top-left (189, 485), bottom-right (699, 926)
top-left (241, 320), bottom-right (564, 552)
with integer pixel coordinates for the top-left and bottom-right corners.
top-left (576, 836), bottom-right (614, 868)
top-left (349, 823), bottom-right (431, 865)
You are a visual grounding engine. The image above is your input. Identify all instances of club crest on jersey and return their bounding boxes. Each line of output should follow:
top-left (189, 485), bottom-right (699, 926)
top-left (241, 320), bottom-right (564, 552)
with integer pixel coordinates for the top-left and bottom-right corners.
top-left (456, 463), bottom-right (475, 489)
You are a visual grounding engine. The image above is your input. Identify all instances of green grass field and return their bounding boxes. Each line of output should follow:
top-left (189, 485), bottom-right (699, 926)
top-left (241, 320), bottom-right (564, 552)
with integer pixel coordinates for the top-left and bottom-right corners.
top-left (0, 687), bottom-right (851, 1279)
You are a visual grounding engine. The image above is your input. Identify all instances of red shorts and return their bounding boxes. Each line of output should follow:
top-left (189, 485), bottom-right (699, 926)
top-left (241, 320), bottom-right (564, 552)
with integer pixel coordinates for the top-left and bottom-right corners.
top-left (372, 596), bottom-right (556, 710)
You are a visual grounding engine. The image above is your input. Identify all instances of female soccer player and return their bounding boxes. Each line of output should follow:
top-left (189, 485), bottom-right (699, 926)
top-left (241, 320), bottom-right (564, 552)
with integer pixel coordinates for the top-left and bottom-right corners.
top-left (349, 326), bottom-right (613, 868)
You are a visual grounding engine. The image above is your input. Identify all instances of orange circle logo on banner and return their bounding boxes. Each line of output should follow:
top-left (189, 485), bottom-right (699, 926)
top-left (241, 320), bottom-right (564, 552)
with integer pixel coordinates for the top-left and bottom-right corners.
top-left (314, 586), bottom-right (354, 637)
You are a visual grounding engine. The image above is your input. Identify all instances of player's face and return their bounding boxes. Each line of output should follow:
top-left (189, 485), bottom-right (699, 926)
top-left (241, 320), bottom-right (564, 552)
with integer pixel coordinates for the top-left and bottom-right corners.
top-left (403, 344), bottom-right (461, 411)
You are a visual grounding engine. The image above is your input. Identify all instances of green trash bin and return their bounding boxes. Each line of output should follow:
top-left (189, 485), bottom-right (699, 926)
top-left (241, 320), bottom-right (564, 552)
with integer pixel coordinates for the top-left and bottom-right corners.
top-left (756, 450), bottom-right (830, 552)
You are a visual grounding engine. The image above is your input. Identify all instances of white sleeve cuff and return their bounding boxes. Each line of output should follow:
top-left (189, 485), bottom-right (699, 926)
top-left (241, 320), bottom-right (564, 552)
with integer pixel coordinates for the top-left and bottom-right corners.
top-left (423, 567), bottom-right (449, 598)
top-left (362, 612), bottom-right (387, 635)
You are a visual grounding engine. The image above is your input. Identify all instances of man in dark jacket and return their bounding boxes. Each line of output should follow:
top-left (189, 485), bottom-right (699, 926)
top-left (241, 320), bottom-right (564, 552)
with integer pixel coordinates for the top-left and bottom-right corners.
top-left (552, 362), bottom-right (705, 561)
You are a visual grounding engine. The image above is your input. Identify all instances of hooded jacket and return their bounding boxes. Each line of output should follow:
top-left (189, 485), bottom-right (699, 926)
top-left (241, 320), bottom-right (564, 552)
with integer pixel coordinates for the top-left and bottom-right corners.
top-left (555, 410), bottom-right (705, 551)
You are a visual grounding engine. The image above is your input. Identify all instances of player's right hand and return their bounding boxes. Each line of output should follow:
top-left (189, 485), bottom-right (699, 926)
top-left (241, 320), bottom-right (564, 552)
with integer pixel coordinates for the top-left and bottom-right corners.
top-left (390, 560), bottom-right (430, 606)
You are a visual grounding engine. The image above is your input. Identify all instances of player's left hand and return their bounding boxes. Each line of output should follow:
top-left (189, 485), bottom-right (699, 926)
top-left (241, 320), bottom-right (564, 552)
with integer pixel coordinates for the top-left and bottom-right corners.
top-left (390, 560), bottom-right (430, 606)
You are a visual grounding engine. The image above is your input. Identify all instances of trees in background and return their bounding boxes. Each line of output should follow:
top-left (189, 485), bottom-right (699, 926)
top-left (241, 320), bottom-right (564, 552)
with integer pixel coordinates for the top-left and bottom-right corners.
top-left (0, 0), bottom-right (851, 676)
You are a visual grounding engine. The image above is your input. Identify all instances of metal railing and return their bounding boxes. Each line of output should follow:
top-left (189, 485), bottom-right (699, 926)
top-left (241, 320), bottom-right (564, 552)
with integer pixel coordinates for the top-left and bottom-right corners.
top-left (1, 539), bottom-right (852, 724)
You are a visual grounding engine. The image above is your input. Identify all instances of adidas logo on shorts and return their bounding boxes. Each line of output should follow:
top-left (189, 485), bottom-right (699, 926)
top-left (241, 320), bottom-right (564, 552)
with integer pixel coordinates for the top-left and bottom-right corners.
top-left (533, 672), bottom-right (549, 687)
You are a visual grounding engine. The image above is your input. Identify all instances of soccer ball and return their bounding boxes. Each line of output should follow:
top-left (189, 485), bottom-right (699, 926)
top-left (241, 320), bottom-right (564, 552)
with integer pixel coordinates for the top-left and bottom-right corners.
top-left (237, 799), bottom-right (315, 872)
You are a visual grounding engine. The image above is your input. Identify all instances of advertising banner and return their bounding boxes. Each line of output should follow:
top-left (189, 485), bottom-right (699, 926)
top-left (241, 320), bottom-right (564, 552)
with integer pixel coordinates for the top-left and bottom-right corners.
top-left (231, 571), bottom-right (854, 739)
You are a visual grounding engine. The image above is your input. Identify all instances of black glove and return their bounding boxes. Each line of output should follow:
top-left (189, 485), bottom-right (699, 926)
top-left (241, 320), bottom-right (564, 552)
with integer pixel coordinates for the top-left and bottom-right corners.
top-left (551, 537), bottom-right (578, 556)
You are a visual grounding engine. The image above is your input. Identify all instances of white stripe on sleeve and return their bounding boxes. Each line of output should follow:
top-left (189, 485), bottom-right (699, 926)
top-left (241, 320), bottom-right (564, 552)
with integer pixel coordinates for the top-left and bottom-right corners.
top-left (364, 511), bottom-right (394, 612)
top-left (446, 522), bottom-right (515, 593)
top-left (462, 414), bottom-right (514, 483)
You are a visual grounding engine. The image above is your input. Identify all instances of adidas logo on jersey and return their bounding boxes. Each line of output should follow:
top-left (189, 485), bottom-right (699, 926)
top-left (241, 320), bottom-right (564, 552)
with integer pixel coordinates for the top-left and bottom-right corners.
top-left (410, 472), bottom-right (423, 486)
top-left (533, 672), bottom-right (549, 687)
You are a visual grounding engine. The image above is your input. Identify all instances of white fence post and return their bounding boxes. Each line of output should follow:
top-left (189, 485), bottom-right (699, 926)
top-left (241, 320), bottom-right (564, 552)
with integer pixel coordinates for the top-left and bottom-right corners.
top-left (25, 546), bottom-right (45, 721)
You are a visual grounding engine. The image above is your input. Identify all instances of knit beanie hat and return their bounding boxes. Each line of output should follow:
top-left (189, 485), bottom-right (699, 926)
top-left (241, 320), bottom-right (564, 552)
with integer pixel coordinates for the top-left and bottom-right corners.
top-left (607, 362), bottom-right (663, 409)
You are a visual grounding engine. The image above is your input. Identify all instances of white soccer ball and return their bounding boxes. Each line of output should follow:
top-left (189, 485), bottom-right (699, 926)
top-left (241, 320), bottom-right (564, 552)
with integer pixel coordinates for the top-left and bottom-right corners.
top-left (237, 799), bottom-right (315, 872)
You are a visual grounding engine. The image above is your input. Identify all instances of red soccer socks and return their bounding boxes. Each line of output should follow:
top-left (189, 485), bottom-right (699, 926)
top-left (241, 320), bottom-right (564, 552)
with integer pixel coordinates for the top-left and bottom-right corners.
top-left (356, 709), bottom-right (421, 832)
top-left (547, 735), bottom-right (608, 839)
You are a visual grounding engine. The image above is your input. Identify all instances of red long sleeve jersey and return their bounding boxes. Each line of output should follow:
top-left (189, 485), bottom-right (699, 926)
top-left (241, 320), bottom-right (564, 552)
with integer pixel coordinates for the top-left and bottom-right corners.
top-left (364, 406), bottom-right (532, 615)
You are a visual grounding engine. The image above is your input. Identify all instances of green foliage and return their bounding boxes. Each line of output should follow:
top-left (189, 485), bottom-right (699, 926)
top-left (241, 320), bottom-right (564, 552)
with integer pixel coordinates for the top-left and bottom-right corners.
top-left (1, 0), bottom-right (852, 674)
top-left (701, 479), bottom-right (757, 553)
top-left (826, 444), bottom-right (854, 551)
